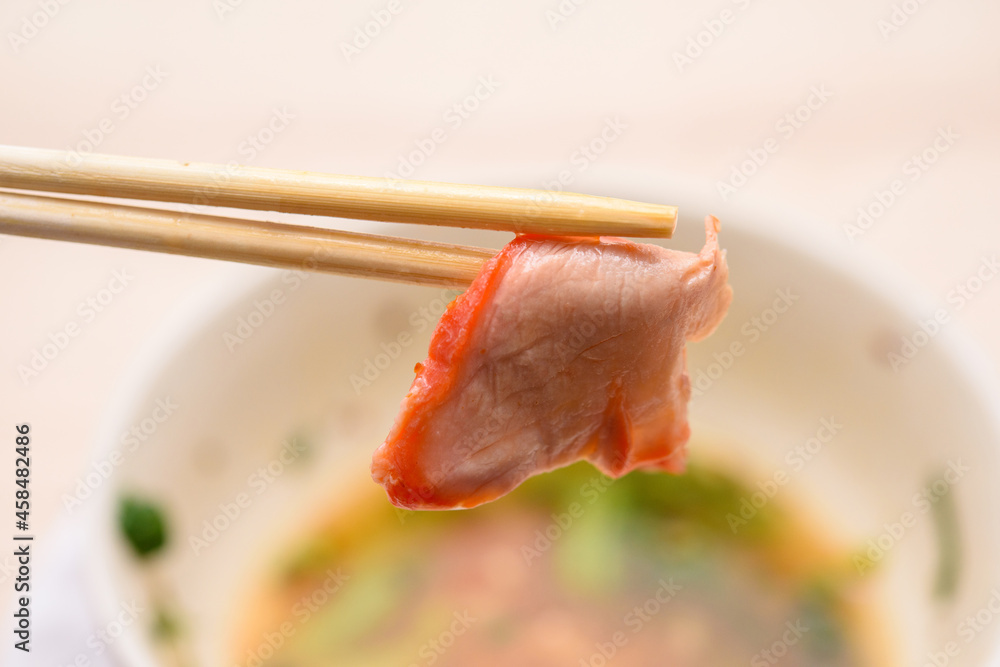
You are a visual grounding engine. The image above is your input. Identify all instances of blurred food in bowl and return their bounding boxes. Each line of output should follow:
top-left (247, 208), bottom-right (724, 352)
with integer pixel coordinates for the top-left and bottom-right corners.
top-left (231, 458), bottom-right (885, 666)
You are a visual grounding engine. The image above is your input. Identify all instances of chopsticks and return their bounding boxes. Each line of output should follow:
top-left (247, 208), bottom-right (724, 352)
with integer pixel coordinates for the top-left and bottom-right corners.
top-left (0, 191), bottom-right (494, 288)
top-left (0, 145), bottom-right (678, 286)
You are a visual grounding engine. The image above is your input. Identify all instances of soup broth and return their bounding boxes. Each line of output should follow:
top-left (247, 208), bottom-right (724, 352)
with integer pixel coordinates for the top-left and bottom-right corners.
top-left (233, 461), bottom-right (887, 666)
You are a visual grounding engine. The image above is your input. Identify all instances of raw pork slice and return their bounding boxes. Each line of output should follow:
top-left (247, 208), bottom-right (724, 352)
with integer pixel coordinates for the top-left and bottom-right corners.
top-left (372, 216), bottom-right (732, 509)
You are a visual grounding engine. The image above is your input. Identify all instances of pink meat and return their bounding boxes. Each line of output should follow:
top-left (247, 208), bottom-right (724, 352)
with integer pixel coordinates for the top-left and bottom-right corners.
top-left (372, 216), bottom-right (732, 509)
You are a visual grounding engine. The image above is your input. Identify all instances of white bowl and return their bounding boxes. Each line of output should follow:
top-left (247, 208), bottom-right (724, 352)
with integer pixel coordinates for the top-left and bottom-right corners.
top-left (84, 169), bottom-right (1000, 666)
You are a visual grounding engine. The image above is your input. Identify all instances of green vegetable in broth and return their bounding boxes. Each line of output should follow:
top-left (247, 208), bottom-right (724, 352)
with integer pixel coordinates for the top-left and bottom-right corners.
top-left (118, 495), bottom-right (168, 559)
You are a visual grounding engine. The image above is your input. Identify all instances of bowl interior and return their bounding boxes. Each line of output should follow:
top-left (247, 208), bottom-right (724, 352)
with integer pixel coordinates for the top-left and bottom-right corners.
top-left (89, 187), bottom-right (1000, 667)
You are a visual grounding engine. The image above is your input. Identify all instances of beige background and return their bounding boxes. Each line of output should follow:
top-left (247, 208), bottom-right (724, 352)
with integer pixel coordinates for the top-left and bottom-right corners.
top-left (0, 0), bottom-right (998, 620)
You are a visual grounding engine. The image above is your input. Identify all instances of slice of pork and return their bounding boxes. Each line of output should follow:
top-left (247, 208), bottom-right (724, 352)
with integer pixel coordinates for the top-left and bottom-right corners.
top-left (372, 216), bottom-right (732, 510)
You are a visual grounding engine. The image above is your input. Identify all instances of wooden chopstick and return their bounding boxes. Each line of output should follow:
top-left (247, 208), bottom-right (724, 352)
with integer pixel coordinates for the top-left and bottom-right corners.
top-left (0, 191), bottom-right (494, 288)
top-left (0, 145), bottom-right (676, 238)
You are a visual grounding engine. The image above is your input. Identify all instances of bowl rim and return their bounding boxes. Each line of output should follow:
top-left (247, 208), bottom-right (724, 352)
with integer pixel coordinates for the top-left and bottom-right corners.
top-left (83, 263), bottom-right (278, 667)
